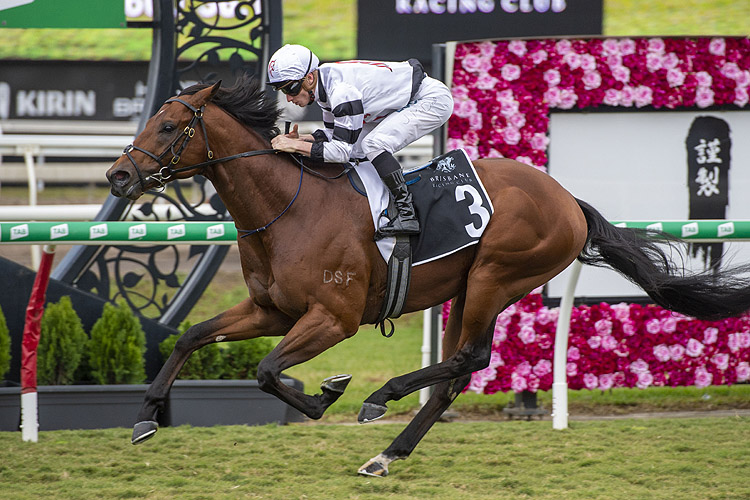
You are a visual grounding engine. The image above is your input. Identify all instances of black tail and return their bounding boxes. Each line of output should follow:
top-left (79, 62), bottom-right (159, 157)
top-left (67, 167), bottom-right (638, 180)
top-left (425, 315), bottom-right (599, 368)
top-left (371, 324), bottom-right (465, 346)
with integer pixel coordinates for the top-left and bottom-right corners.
top-left (576, 198), bottom-right (750, 320)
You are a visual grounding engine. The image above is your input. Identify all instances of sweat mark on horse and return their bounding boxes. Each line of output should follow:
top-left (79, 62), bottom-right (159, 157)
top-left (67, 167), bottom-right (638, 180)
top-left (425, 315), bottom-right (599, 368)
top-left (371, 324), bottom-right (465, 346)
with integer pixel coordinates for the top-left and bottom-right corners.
top-left (106, 76), bottom-right (750, 477)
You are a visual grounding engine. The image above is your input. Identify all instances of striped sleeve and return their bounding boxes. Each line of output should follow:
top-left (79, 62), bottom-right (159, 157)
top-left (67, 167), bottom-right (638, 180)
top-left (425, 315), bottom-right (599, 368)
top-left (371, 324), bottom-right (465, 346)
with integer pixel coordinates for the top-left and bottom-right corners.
top-left (321, 83), bottom-right (363, 163)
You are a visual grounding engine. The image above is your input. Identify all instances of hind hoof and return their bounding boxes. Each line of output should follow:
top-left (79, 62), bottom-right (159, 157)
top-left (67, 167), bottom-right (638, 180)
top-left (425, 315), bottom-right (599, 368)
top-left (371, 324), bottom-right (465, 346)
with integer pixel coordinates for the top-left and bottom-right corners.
top-left (358, 458), bottom-right (389, 477)
top-left (321, 374), bottom-right (352, 394)
top-left (132, 420), bottom-right (158, 445)
top-left (358, 402), bottom-right (388, 423)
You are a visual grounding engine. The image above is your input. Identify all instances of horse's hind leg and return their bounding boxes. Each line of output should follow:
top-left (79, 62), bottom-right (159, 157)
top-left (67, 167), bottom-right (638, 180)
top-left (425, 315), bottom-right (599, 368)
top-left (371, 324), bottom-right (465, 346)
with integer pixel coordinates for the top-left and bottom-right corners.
top-left (359, 295), bottom-right (482, 476)
top-left (132, 298), bottom-right (293, 444)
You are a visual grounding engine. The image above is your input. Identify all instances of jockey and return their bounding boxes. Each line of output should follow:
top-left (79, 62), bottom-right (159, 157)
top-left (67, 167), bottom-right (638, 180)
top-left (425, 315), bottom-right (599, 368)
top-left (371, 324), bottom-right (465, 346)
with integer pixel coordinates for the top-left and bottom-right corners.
top-left (268, 44), bottom-right (454, 240)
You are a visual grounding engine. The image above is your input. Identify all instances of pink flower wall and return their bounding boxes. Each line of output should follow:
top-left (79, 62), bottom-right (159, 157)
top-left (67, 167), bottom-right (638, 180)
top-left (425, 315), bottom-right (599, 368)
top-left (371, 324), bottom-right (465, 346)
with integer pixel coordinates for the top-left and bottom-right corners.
top-left (447, 37), bottom-right (750, 393)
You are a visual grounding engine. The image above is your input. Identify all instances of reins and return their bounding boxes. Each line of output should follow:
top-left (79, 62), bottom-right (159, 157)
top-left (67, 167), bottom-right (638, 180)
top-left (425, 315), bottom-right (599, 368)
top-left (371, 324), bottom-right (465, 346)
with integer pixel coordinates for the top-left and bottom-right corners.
top-left (121, 97), bottom-right (350, 236)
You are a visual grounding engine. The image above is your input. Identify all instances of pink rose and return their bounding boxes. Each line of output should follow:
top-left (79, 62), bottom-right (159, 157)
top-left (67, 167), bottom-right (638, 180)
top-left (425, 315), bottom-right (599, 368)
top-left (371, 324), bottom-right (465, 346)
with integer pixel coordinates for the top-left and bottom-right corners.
top-left (602, 38), bottom-right (620, 55)
top-left (475, 74), bottom-right (499, 90)
top-left (588, 335), bottom-right (602, 349)
top-left (694, 367), bottom-right (713, 388)
top-left (601, 335), bottom-right (618, 351)
top-left (544, 69), bottom-right (562, 87)
top-left (567, 362), bottom-right (578, 377)
top-left (583, 71), bottom-right (602, 90)
top-left (634, 86), bottom-right (653, 108)
top-left (667, 68), bottom-right (686, 88)
top-left (612, 303), bottom-right (631, 321)
top-left (468, 112), bottom-right (482, 129)
top-left (612, 65), bottom-right (631, 83)
top-left (736, 70), bottom-right (750, 87)
top-left (695, 71), bottom-right (713, 87)
top-left (508, 112), bottom-right (526, 129)
top-left (728, 333), bottom-right (741, 352)
top-left (599, 373), bottom-right (615, 391)
top-left (489, 351), bottom-right (503, 368)
top-left (563, 52), bottom-right (582, 70)
top-left (686, 338), bottom-right (705, 357)
top-left (515, 361), bottom-right (532, 377)
top-left (736, 87), bottom-right (750, 107)
top-left (646, 52), bottom-right (663, 72)
top-left (555, 39), bottom-right (573, 54)
top-left (493, 325), bottom-right (507, 343)
top-left (736, 362), bottom-right (750, 382)
top-left (703, 327), bottom-right (719, 344)
top-left (709, 37), bottom-right (726, 56)
top-left (662, 52), bottom-right (680, 69)
top-left (530, 49), bottom-right (548, 65)
top-left (741, 332), bottom-right (750, 348)
top-left (648, 38), bottom-right (666, 53)
top-left (508, 40), bottom-right (527, 57)
top-left (622, 320), bottom-right (636, 336)
top-left (530, 132), bottom-right (550, 151)
top-left (619, 38), bottom-right (636, 55)
top-left (544, 87), bottom-right (562, 107)
top-left (712, 353), bottom-right (729, 371)
top-left (721, 62), bottom-right (742, 80)
top-left (646, 319), bottom-right (661, 334)
top-left (583, 373), bottom-right (599, 390)
top-left (511, 373), bottom-right (528, 392)
top-left (501, 64), bottom-right (521, 81)
top-left (559, 89), bottom-right (578, 110)
top-left (503, 126), bottom-right (522, 146)
top-left (620, 86), bottom-right (635, 107)
top-left (533, 359), bottom-right (552, 377)
top-left (466, 375), bottom-right (485, 394)
top-left (629, 359), bottom-right (650, 374)
top-left (636, 372), bottom-right (654, 389)
top-left (603, 89), bottom-right (620, 106)
top-left (661, 316), bottom-right (677, 334)
top-left (568, 346), bottom-right (581, 361)
top-left (653, 344), bottom-right (671, 362)
top-left (581, 54), bottom-right (597, 72)
top-left (669, 344), bottom-right (686, 361)
top-left (461, 53), bottom-right (484, 73)
top-left (696, 87), bottom-right (715, 108)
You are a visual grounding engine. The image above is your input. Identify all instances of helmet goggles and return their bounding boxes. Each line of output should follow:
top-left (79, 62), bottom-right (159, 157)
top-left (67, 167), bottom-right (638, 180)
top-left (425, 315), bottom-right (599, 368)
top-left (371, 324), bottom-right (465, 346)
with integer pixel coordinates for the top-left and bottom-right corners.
top-left (270, 48), bottom-right (314, 96)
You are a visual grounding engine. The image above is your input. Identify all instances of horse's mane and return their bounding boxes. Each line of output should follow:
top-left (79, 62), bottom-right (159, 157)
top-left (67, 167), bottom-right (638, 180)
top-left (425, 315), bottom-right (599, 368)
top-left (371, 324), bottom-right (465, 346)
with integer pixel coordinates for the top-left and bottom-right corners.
top-left (179, 74), bottom-right (281, 142)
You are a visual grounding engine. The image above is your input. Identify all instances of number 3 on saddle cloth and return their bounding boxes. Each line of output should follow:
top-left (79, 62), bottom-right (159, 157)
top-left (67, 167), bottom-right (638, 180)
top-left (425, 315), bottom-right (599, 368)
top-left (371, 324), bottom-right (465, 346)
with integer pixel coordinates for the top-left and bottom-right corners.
top-left (349, 149), bottom-right (495, 333)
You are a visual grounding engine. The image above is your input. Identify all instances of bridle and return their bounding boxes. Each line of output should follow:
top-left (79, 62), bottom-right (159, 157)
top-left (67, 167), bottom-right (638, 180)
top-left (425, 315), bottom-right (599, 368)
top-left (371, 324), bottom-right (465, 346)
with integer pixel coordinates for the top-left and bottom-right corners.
top-left (120, 96), bottom-right (350, 236)
top-left (122, 97), bottom-right (279, 195)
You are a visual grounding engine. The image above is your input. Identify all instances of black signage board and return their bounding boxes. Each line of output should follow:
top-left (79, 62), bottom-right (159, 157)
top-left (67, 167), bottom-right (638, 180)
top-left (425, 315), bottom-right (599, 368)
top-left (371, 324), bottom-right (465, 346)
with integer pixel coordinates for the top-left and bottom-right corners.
top-left (357, 0), bottom-right (603, 66)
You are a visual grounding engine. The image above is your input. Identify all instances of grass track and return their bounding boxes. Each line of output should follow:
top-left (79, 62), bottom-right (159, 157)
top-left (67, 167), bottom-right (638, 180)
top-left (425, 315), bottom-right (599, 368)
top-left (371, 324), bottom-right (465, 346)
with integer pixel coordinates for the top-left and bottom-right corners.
top-left (0, 417), bottom-right (748, 499)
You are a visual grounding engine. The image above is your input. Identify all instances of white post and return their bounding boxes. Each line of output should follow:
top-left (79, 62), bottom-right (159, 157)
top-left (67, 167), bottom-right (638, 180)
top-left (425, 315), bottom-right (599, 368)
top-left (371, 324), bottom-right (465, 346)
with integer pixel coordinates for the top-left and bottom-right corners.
top-left (21, 391), bottom-right (39, 442)
top-left (23, 146), bottom-right (40, 269)
top-left (552, 259), bottom-right (583, 430)
top-left (420, 309), bottom-right (432, 406)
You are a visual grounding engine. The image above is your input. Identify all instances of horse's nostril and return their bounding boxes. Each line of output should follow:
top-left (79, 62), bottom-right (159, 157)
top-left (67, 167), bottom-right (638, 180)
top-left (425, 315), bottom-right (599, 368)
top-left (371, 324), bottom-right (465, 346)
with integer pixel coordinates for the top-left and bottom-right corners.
top-left (112, 170), bottom-right (130, 183)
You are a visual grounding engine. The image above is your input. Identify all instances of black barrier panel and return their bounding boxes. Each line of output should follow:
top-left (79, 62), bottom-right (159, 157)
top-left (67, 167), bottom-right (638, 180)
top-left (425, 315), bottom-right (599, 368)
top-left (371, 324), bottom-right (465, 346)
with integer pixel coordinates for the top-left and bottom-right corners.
top-left (357, 0), bottom-right (603, 64)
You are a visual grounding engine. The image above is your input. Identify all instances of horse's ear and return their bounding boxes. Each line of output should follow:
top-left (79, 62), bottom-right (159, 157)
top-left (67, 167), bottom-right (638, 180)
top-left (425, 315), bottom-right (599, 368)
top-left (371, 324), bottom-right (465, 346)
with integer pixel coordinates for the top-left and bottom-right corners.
top-left (209, 80), bottom-right (222, 101)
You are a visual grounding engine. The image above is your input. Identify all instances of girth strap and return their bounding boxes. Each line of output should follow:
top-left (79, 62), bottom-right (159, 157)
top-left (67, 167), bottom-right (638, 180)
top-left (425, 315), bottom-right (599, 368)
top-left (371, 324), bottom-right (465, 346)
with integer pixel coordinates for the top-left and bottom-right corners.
top-left (375, 234), bottom-right (412, 337)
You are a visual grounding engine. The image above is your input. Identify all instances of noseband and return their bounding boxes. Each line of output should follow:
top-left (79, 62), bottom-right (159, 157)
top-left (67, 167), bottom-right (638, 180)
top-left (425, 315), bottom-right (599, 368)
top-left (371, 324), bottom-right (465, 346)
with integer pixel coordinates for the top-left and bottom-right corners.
top-left (122, 97), bottom-right (277, 193)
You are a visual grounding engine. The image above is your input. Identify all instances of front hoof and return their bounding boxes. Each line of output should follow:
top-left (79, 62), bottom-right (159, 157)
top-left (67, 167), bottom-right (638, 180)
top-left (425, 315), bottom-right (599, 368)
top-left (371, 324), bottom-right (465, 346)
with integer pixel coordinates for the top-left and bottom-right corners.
top-left (321, 374), bottom-right (352, 394)
top-left (358, 457), bottom-right (389, 477)
top-left (358, 402), bottom-right (388, 423)
top-left (132, 420), bottom-right (158, 445)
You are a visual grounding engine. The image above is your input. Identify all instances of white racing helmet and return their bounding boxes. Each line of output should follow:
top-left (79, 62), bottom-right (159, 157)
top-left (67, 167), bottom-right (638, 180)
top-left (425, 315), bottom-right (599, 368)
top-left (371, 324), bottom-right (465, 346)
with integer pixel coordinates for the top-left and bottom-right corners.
top-left (267, 44), bottom-right (320, 91)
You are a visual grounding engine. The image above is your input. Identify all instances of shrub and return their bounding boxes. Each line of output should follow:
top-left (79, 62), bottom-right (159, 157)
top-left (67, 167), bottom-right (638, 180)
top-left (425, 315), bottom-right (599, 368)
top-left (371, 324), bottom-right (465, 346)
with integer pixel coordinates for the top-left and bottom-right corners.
top-left (37, 296), bottom-right (88, 385)
top-left (0, 304), bottom-right (10, 381)
top-left (158, 320), bottom-right (223, 380)
top-left (223, 338), bottom-right (274, 379)
top-left (88, 300), bottom-right (146, 384)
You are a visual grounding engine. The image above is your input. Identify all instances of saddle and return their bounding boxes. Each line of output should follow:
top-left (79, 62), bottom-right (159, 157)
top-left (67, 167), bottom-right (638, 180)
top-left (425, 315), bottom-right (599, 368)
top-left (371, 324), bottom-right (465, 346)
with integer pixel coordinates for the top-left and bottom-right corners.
top-left (348, 149), bottom-right (494, 334)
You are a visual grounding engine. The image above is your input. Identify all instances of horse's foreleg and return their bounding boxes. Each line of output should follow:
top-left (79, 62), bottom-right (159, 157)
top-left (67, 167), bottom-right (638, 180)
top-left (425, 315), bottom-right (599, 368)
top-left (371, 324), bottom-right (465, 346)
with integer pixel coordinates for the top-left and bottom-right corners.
top-left (132, 298), bottom-right (293, 444)
top-left (255, 303), bottom-right (358, 419)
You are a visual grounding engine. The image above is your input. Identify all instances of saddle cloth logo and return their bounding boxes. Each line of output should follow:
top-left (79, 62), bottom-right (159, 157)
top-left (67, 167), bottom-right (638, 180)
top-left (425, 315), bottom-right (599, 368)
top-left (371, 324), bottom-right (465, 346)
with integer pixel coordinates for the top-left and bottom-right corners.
top-left (404, 149), bottom-right (494, 265)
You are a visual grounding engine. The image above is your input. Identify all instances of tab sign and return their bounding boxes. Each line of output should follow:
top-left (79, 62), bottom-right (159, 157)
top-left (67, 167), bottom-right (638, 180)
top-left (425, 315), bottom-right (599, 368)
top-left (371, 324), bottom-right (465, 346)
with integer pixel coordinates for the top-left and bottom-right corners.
top-left (50, 223), bottom-right (69, 240)
top-left (10, 224), bottom-right (29, 240)
top-left (207, 224), bottom-right (225, 239)
top-left (90, 224), bottom-right (108, 239)
top-left (717, 222), bottom-right (735, 238)
top-left (129, 224), bottom-right (147, 239)
top-left (167, 224), bottom-right (186, 240)
top-left (681, 222), bottom-right (699, 238)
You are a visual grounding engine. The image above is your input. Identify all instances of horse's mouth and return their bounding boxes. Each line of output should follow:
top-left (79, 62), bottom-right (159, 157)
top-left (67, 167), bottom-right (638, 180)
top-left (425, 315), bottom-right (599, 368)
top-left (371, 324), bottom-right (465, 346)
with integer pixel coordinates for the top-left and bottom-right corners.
top-left (107, 167), bottom-right (143, 200)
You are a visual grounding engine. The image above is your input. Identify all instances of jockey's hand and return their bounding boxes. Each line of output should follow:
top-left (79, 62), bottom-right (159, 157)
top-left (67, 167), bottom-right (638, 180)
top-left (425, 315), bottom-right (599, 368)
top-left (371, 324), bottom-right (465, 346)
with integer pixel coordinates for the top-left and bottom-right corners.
top-left (271, 134), bottom-right (299, 153)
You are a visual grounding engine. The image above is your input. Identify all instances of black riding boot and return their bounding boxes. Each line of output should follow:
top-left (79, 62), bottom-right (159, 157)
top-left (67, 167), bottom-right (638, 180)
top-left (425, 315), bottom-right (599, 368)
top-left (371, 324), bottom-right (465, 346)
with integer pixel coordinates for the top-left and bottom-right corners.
top-left (375, 169), bottom-right (421, 240)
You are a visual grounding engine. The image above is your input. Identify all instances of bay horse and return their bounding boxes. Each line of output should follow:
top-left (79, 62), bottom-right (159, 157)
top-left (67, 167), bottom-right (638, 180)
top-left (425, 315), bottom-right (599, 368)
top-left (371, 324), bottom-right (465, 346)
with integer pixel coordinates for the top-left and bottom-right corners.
top-left (106, 76), bottom-right (750, 477)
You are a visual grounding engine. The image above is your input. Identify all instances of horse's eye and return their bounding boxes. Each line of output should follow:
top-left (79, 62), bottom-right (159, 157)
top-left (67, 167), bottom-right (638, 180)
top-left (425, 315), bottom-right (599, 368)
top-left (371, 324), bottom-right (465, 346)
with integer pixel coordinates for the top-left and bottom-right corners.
top-left (161, 124), bottom-right (176, 134)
